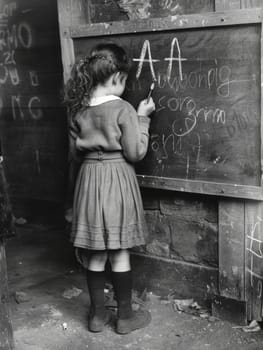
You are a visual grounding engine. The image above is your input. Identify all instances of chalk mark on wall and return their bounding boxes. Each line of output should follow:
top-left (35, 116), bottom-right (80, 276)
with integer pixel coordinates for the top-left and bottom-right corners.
top-left (0, 1), bottom-right (43, 121)
top-left (246, 215), bottom-right (263, 299)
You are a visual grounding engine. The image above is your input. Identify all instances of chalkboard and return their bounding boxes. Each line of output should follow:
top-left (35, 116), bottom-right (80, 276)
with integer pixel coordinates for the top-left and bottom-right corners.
top-left (0, 0), bottom-right (68, 202)
top-left (70, 9), bottom-right (263, 199)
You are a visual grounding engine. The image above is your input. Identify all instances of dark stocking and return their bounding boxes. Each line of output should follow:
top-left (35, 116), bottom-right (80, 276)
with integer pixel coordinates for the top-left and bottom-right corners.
top-left (111, 271), bottom-right (133, 319)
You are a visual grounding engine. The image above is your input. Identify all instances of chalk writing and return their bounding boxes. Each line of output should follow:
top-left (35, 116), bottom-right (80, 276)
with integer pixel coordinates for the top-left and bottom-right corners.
top-left (226, 110), bottom-right (249, 138)
top-left (28, 96), bottom-right (43, 120)
top-left (160, 0), bottom-right (182, 13)
top-left (133, 40), bottom-right (233, 97)
top-left (165, 37), bottom-right (186, 81)
top-left (0, 2), bottom-right (17, 18)
top-left (133, 38), bottom-right (187, 81)
top-left (29, 70), bottom-right (39, 86)
top-left (156, 96), bottom-right (226, 127)
top-left (133, 40), bottom-right (160, 80)
top-left (246, 216), bottom-right (263, 299)
top-left (11, 95), bottom-right (24, 120)
top-left (127, 31), bottom-right (258, 183)
top-left (0, 1), bottom-right (43, 121)
top-left (117, 0), bottom-right (151, 20)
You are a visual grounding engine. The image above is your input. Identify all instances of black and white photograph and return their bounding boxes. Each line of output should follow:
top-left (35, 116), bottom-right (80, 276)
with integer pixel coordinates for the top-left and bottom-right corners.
top-left (1, 1), bottom-right (263, 349)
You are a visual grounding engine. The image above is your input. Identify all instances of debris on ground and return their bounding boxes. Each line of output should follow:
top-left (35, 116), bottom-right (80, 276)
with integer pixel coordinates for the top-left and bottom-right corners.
top-left (159, 292), bottom-right (215, 320)
top-left (172, 298), bottom-right (194, 311)
top-left (14, 291), bottom-right (31, 304)
top-left (173, 299), bottom-right (210, 318)
top-left (233, 320), bottom-right (262, 333)
top-left (62, 287), bottom-right (82, 299)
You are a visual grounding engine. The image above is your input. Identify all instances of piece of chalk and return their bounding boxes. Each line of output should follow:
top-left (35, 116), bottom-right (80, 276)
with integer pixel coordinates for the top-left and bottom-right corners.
top-left (147, 82), bottom-right (155, 103)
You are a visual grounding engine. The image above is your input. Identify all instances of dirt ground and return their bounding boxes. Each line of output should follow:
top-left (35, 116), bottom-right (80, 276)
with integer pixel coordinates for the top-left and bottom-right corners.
top-left (5, 223), bottom-right (263, 350)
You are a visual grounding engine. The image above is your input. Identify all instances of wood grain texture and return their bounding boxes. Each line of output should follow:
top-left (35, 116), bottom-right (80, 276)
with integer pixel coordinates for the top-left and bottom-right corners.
top-left (218, 200), bottom-right (245, 300)
top-left (245, 201), bottom-right (263, 321)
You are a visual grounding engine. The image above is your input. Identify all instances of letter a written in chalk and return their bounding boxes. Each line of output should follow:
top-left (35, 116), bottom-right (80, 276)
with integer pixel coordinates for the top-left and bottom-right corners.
top-left (133, 40), bottom-right (159, 81)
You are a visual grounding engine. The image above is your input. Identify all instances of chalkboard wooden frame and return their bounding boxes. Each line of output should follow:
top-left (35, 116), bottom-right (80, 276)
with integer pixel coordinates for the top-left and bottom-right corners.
top-left (63, 8), bottom-right (263, 200)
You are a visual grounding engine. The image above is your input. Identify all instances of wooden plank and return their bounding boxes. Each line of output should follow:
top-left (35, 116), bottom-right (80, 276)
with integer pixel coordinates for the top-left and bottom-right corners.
top-left (70, 8), bottom-right (262, 37)
top-left (70, 0), bottom-right (91, 27)
top-left (218, 200), bottom-right (245, 300)
top-left (0, 239), bottom-right (14, 350)
top-left (57, 0), bottom-right (76, 81)
top-left (214, 0), bottom-right (246, 324)
top-left (138, 177), bottom-right (263, 201)
top-left (245, 201), bottom-right (263, 321)
top-left (240, 0), bottom-right (263, 324)
top-left (215, 0), bottom-right (263, 323)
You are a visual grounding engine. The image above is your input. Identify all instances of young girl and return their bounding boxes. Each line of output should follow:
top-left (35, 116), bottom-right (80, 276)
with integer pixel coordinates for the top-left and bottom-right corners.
top-left (64, 43), bottom-right (155, 334)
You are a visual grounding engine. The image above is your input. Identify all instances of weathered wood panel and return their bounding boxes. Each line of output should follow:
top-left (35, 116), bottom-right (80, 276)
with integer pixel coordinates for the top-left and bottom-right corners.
top-left (215, 0), bottom-right (263, 323)
top-left (245, 201), bottom-right (263, 320)
top-left (218, 200), bottom-right (245, 300)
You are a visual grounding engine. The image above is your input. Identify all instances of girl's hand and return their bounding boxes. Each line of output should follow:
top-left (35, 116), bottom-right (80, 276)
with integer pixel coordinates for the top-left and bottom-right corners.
top-left (137, 97), bottom-right (156, 117)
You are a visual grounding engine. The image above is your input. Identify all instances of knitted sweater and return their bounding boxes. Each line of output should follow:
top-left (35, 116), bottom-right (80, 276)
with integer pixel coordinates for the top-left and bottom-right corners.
top-left (69, 96), bottom-right (151, 163)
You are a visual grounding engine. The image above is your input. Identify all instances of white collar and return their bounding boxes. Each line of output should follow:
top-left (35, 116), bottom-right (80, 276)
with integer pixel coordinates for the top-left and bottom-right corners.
top-left (89, 95), bottom-right (121, 106)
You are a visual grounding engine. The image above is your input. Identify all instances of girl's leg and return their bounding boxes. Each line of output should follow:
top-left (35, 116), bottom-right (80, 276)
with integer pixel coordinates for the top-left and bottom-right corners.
top-left (87, 250), bottom-right (108, 272)
top-left (109, 249), bottom-right (133, 319)
top-left (86, 250), bottom-right (110, 332)
top-left (109, 249), bottom-right (151, 334)
top-left (109, 248), bottom-right (131, 273)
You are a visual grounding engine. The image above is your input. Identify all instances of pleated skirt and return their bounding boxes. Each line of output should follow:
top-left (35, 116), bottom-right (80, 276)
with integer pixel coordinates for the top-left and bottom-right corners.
top-left (71, 154), bottom-right (148, 250)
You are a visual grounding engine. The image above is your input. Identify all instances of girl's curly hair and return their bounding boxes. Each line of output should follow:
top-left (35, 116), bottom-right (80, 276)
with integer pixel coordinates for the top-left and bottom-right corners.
top-left (64, 42), bottom-right (130, 118)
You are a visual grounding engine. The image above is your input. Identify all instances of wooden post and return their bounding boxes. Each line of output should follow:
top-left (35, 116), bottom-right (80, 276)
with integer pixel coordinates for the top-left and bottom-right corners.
top-left (0, 239), bottom-right (14, 350)
top-left (215, 0), bottom-right (263, 323)
top-left (213, 0), bottom-right (247, 324)
top-left (56, 0), bottom-right (75, 82)
top-left (245, 202), bottom-right (263, 321)
top-left (218, 200), bottom-right (245, 300)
